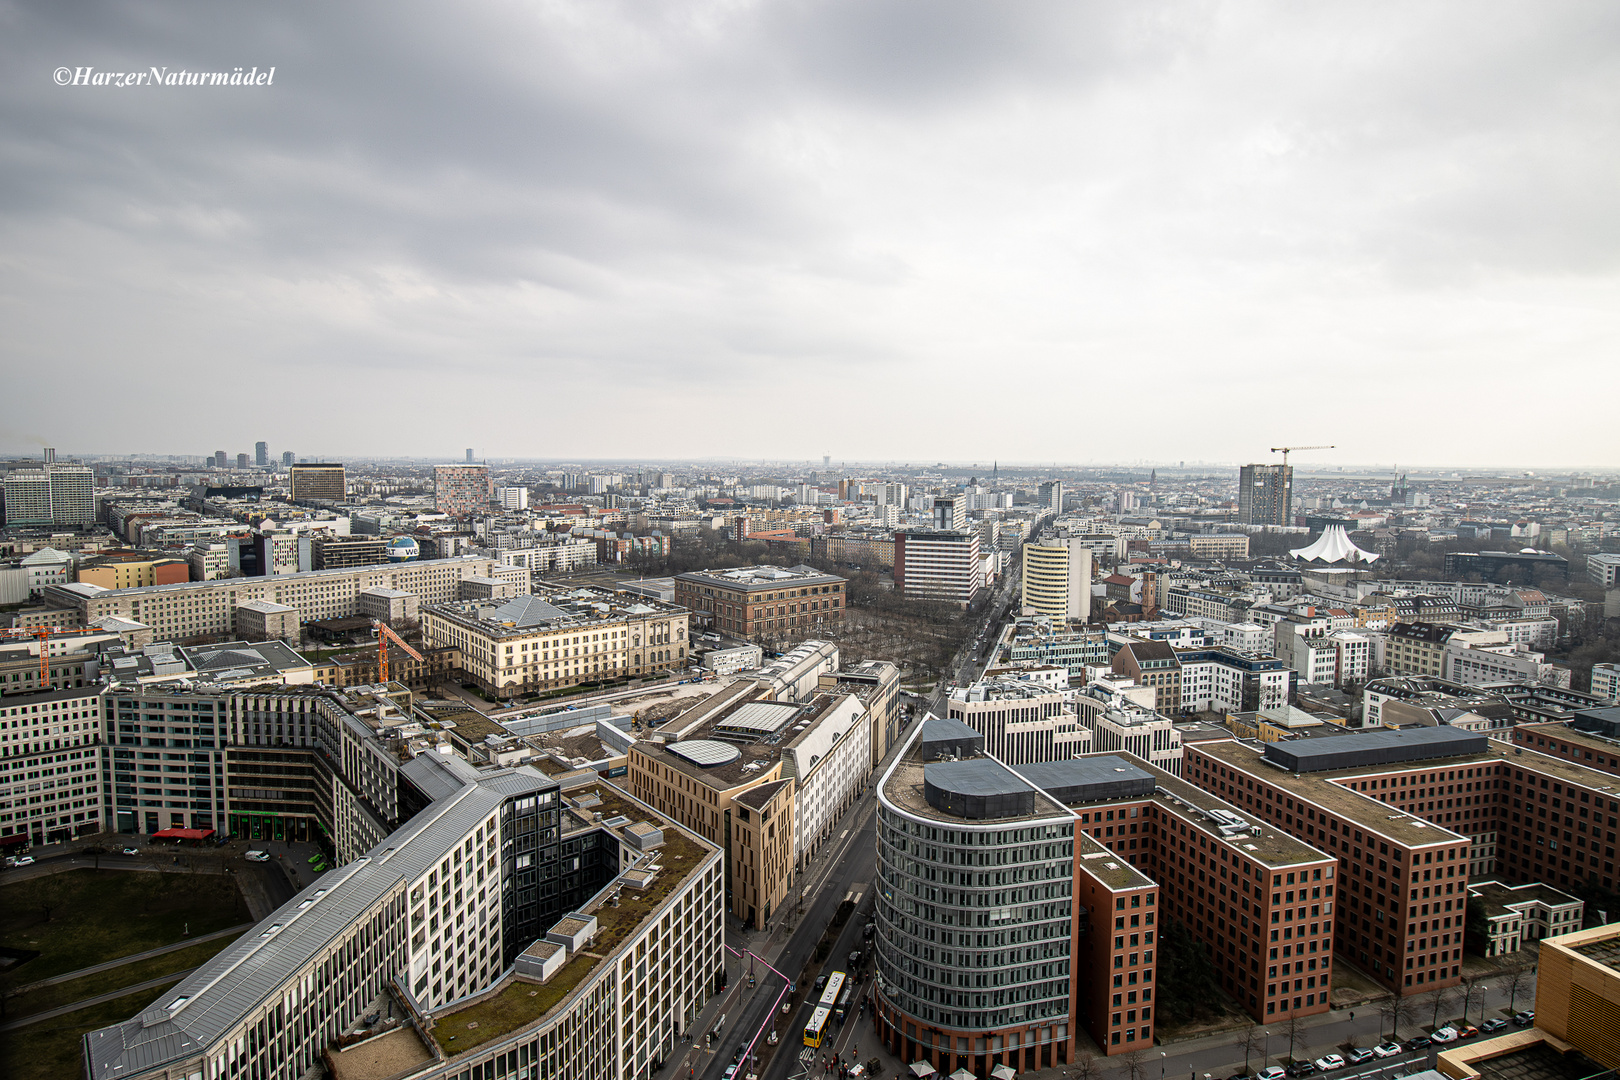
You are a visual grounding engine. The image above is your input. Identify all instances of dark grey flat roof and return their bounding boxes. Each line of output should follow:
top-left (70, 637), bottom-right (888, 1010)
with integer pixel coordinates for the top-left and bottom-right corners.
top-left (914, 716), bottom-right (984, 760)
top-left (1263, 725), bottom-right (1487, 773)
top-left (922, 758), bottom-right (1055, 819)
top-left (1011, 757), bottom-right (1156, 804)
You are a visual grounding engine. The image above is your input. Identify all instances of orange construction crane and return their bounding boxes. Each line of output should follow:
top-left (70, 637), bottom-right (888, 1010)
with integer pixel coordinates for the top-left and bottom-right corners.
top-left (0, 626), bottom-right (70, 687)
top-left (372, 620), bottom-right (424, 684)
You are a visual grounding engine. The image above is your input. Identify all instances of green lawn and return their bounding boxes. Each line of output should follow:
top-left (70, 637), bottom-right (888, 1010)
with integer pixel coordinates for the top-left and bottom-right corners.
top-left (6, 935), bottom-right (242, 1019)
top-left (0, 869), bottom-right (249, 990)
top-left (0, 981), bottom-right (184, 1080)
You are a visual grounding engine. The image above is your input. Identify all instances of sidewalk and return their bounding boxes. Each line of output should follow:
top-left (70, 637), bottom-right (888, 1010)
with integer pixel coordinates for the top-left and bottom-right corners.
top-left (11, 922), bottom-right (252, 994)
top-left (0, 968), bottom-right (200, 1032)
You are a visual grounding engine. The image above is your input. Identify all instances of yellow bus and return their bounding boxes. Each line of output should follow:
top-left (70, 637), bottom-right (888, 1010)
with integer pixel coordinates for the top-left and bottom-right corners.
top-left (819, 971), bottom-right (847, 1011)
top-left (804, 1006), bottom-right (832, 1048)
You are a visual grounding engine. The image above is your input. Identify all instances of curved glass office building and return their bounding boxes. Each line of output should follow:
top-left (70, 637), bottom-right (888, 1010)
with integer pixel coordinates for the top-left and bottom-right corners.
top-left (874, 717), bottom-right (1080, 1076)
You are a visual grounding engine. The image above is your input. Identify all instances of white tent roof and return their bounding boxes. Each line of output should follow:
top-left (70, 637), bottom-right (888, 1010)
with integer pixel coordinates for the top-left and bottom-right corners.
top-left (1290, 524), bottom-right (1379, 564)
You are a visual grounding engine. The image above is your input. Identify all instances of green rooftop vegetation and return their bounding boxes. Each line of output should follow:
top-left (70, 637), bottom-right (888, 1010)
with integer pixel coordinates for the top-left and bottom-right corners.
top-left (431, 785), bottom-right (713, 1056)
top-left (432, 953), bottom-right (597, 1055)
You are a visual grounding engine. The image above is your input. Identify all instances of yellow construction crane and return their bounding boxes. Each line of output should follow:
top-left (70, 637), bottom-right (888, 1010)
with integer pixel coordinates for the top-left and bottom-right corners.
top-left (1270, 445), bottom-right (1335, 467)
top-left (372, 620), bottom-right (424, 684)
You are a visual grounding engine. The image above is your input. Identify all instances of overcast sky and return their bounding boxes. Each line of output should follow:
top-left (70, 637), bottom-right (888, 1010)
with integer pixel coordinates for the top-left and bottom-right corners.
top-left (3, 2), bottom-right (1618, 468)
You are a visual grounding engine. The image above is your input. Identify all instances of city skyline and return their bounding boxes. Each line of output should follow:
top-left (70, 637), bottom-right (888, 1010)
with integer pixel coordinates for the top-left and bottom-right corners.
top-left (5, 3), bottom-right (1619, 465)
top-left (2, 444), bottom-right (1618, 477)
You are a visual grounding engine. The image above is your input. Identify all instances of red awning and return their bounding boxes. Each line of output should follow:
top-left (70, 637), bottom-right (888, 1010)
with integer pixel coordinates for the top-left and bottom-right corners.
top-left (0, 833), bottom-right (28, 846)
top-left (152, 828), bottom-right (215, 840)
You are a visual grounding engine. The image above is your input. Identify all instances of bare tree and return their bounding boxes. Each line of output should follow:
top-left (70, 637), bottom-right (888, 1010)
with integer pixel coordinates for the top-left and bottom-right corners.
top-left (1120, 1049), bottom-right (1149, 1080)
top-left (1393, 995), bottom-right (1418, 1040)
top-left (1071, 1050), bottom-right (1100, 1080)
top-left (1280, 1014), bottom-right (1306, 1063)
top-left (1499, 961), bottom-right (1531, 1014)
top-left (1425, 985), bottom-right (1453, 1030)
top-left (1240, 1025), bottom-right (1265, 1073)
top-left (1377, 994), bottom-right (1400, 1041)
top-left (1456, 974), bottom-right (1486, 1026)
top-left (34, 873), bottom-right (69, 922)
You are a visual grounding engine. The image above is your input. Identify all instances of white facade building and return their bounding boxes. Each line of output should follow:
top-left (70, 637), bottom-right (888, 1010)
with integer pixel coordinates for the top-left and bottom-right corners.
top-left (1587, 552), bottom-right (1620, 588)
top-left (1591, 663), bottom-right (1620, 703)
top-left (947, 679), bottom-right (1091, 764)
top-left (783, 694), bottom-right (873, 869)
top-left (1445, 641), bottom-right (1569, 688)
top-left (894, 528), bottom-right (982, 606)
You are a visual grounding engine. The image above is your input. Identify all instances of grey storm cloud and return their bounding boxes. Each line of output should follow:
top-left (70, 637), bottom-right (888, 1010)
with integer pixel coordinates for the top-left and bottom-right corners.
top-left (2, 1), bottom-right (1618, 465)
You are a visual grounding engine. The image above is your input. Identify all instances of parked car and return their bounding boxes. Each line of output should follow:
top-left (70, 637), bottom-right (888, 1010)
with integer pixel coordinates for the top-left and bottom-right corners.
top-left (814, 975), bottom-right (827, 992)
top-left (1431, 1027), bottom-right (1459, 1043)
top-left (122, 846), bottom-right (140, 855)
top-left (1314, 1055), bottom-right (1345, 1071)
top-left (4, 855), bottom-right (35, 867)
top-left (1480, 1018), bottom-right (1509, 1033)
top-left (1404, 1036), bottom-right (1432, 1051)
top-left (1258, 1067), bottom-right (1288, 1080)
top-left (1346, 1049), bottom-right (1375, 1065)
top-left (1453, 1023), bottom-right (1479, 1039)
top-left (1512, 1011), bottom-right (1535, 1027)
top-left (1285, 1061), bottom-right (1318, 1078)
top-left (1228, 1072), bottom-right (1252, 1080)
top-left (245, 850), bottom-right (270, 862)
top-left (1373, 1042), bottom-right (1403, 1058)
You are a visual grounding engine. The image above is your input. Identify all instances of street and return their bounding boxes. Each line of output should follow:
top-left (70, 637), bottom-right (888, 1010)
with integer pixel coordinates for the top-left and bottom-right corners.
top-left (927, 564), bottom-right (1021, 717)
top-left (0, 833), bottom-right (312, 922)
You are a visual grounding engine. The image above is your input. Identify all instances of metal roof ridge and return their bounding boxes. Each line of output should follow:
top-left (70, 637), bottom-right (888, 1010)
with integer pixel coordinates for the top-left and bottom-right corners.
top-left (157, 855), bottom-right (376, 1026)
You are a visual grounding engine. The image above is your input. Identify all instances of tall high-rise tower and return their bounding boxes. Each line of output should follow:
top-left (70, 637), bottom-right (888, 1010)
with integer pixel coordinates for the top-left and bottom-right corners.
top-left (466, 448), bottom-right (475, 463)
top-left (1238, 463), bottom-right (1292, 526)
top-left (255, 441), bottom-right (269, 467)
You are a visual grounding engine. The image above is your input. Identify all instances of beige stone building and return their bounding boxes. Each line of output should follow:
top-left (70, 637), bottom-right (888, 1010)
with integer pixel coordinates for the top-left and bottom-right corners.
top-left (46, 555), bottom-right (513, 644)
top-left (625, 678), bottom-right (877, 929)
top-left (421, 588), bottom-right (689, 699)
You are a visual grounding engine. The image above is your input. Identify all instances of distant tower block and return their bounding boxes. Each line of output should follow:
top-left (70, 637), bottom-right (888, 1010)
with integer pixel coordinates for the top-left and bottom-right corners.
top-left (466, 448), bottom-right (475, 463)
top-left (823, 453), bottom-right (831, 468)
top-left (42, 448), bottom-right (55, 464)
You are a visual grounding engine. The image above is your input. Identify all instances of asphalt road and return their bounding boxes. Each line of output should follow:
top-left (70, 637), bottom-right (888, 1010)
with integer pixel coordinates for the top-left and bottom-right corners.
top-left (927, 567), bottom-right (1021, 718)
top-left (693, 807), bottom-right (881, 1080)
top-left (0, 842), bottom-right (301, 923)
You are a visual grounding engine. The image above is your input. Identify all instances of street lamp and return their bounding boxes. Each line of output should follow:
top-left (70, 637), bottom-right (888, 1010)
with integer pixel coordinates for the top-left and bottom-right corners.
top-left (1264, 1030), bottom-right (1271, 1068)
top-left (1161, 1052), bottom-right (1167, 1080)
